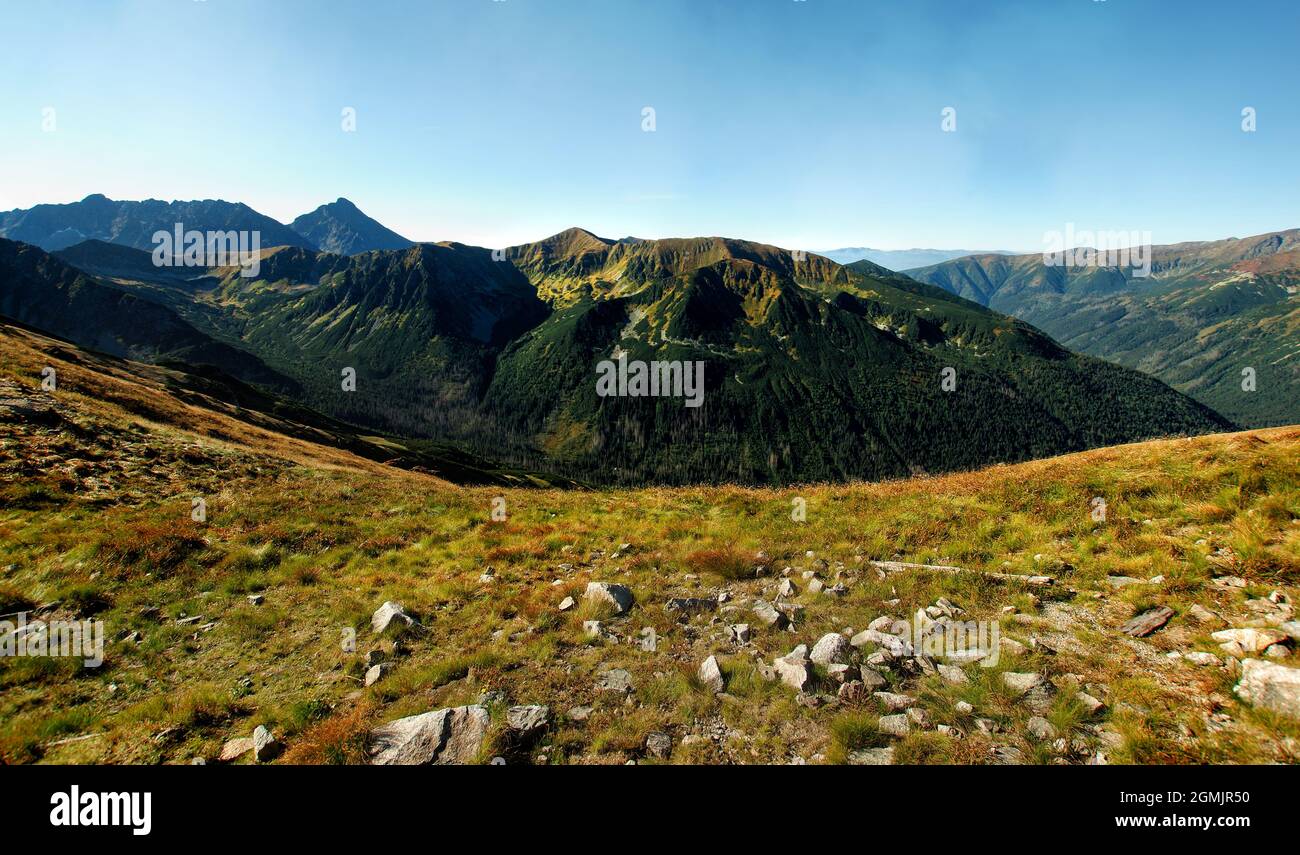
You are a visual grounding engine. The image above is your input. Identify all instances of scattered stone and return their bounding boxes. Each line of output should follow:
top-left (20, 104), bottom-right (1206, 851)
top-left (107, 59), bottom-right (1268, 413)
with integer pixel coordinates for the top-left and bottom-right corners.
top-left (219, 737), bottom-right (253, 762)
top-left (777, 579), bottom-right (798, 598)
top-left (567, 705), bottom-right (593, 722)
top-left (1002, 672), bottom-right (1043, 697)
top-left (1212, 627), bottom-right (1288, 656)
top-left (1076, 691), bottom-right (1106, 716)
top-left (1027, 716), bottom-right (1058, 741)
top-left (1280, 621), bottom-right (1300, 643)
top-left (847, 747), bottom-right (894, 765)
top-left (826, 663), bottom-right (854, 683)
top-left (584, 582), bottom-right (635, 614)
top-left (906, 707), bottom-right (929, 727)
top-left (252, 725), bottom-right (281, 763)
top-left (937, 664), bottom-right (968, 685)
top-left (364, 662), bottom-right (394, 687)
top-left (368, 705), bottom-right (490, 765)
top-left (636, 626), bottom-right (657, 652)
top-left (598, 668), bottom-right (634, 693)
top-left (874, 691), bottom-right (916, 712)
top-left (506, 704), bottom-right (550, 738)
top-left (955, 701), bottom-right (974, 716)
top-left (371, 601), bottom-right (413, 634)
top-left (666, 597), bottom-right (716, 618)
top-left (878, 713), bottom-right (910, 738)
top-left (1183, 651), bottom-right (1220, 667)
top-left (810, 632), bottom-right (853, 666)
top-left (807, 578), bottom-right (824, 594)
top-left (558, 596), bottom-right (575, 612)
top-left (583, 620), bottom-right (603, 638)
top-left (1234, 658), bottom-right (1300, 719)
top-left (246, 594), bottom-right (264, 606)
top-left (752, 600), bottom-right (788, 629)
top-left (1120, 606), bottom-right (1174, 638)
top-left (838, 681), bottom-right (867, 703)
top-left (1265, 644), bottom-right (1291, 660)
top-left (773, 645), bottom-right (813, 691)
top-left (729, 623), bottom-right (751, 644)
top-left (698, 655), bottom-right (725, 693)
top-left (859, 667), bottom-right (887, 691)
top-left (644, 731), bottom-right (672, 760)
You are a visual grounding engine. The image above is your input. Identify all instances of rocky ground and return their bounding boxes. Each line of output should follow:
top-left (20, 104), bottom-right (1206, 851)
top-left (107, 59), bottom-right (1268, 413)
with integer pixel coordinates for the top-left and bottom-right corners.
top-left (1, 325), bottom-right (1298, 765)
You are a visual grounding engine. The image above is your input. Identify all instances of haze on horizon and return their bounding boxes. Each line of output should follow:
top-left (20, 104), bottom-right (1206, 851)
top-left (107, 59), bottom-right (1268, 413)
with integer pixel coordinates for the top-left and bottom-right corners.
top-left (2, 0), bottom-right (1297, 251)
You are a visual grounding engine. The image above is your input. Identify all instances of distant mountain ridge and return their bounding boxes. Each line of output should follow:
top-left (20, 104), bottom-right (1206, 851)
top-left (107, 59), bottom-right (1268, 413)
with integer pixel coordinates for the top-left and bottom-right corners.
top-left (0, 211), bottom-right (1248, 485)
top-left (906, 229), bottom-right (1300, 427)
top-left (0, 194), bottom-right (414, 256)
top-left (817, 247), bottom-right (1017, 270)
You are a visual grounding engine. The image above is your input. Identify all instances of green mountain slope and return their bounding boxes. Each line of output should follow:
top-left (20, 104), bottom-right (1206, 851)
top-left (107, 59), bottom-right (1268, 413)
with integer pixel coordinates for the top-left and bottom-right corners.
top-left (907, 230), bottom-right (1300, 426)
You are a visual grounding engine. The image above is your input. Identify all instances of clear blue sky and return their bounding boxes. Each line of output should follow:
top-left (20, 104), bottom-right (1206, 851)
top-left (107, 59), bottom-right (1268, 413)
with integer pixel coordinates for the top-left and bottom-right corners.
top-left (3, 0), bottom-right (1297, 250)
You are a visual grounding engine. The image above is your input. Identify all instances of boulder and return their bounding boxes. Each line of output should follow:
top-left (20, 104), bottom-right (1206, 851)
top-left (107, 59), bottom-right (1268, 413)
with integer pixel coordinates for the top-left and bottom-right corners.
top-left (1027, 716), bottom-right (1057, 741)
top-left (729, 623), bottom-right (751, 644)
top-left (371, 601), bottom-right (413, 634)
top-left (666, 597), bottom-right (715, 618)
top-left (752, 601), bottom-right (788, 629)
top-left (1002, 672), bottom-right (1043, 697)
top-left (773, 645), bottom-right (813, 691)
top-left (873, 691), bottom-right (916, 712)
top-left (364, 662), bottom-right (394, 687)
top-left (219, 737), bottom-right (253, 762)
top-left (878, 714), bottom-right (910, 738)
top-left (645, 731), bottom-right (672, 760)
top-left (506, 704), bottom-right (550, 738)
top-left (859, 667), bottom-right (888, 691)
top-left (847, 747), bottom-right (895, 765)
top-left (698, 655), bottom-right (725, 693)
top-left (810, 632), bottom-right (853, 666)
top-left (252, 725), bottom-right (282, 763)
top-left (598, 668), bottom-right (634, 693)
top-left (1120, 606), bottom-right (1174, 638)
top-left (1234, 659), bottom-right (1300, 719)
top-left (369, 705), bottom-right (490, 765)
top-left (558, 596), bottom-right (575, 612)
top-left (937, 664), bottom-right (968, 685)
top-left (584, 582), bottom-right (635, 614)
top-left (1212, 627), bottom-right (1288, 656)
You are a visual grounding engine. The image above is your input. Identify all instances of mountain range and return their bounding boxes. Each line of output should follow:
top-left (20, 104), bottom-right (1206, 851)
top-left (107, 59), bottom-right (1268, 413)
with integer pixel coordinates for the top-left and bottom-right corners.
top-left (817, 247), bottom-right (1018, 270)
top-left (0, 195), bottom-right (1247, 485)
top-left (906, 230), bottom-right (1300, 427)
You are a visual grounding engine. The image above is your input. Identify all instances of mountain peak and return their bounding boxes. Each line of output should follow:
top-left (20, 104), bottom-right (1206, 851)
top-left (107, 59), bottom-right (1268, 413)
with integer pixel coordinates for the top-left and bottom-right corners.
top-left (289, 199), bottom-right (413, 255)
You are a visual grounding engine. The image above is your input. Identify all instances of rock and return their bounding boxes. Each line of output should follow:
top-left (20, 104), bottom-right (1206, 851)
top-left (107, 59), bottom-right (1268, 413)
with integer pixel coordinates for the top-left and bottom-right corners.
top-left (363, 648), bottom-right (388, 669)
top-left (598, 668), bottom-right (634, 693)
top-left (773, 645), bottom-right (813, 691)
top-left (850, 629), bottom-right (911, 658)
top-left (838, 681), bottom-right (867, 703)
top-left (506, 704), bottom-right (550, 737)
top-left (1120, 606), bottom-right (1174, 637)
top-left (1076, 691), bottom-right (1106, 716)
top-left (752, 601), bottom-right (788, 629)
top-left (847, 747), bottom-right (894, 765)
top-left (859, 667), bottom-right (887, 691)
top-left (666, 597), bottom-right (716, 618)
top-left (219, 737), bottom-right (253, 762)
top-left (729, 623), bottom-right (751, 644)
top-left (364, 662), bottom-right (394, 687)
top-left (1280, 621), bottom-right (1300, 643)
top-left (246, 594), bottom-right (264, 606)
top-left (252, 725), bottom-right (282, 763)
top-left (1187, 604), bottom-right (1222, 625)
top-left (906, 707), bottom-right (929, 727)
top-left (1183, 651), bottom-right (1220, 667)
top-left (558, 596), bottom-right (575, 612)
top-left (368, 705), bottom-right (490, 765)
top-left (827, 663), bottom-right (854, 683)
top-left (1002, 672), bottom-right (1043, 697)
top-left (644, 731), bottom-right (672, 759)
top-left (1234, 659), bottom-right (1300, 718)
top-left (873, 691), bottom-right (916, 712)
top-left (1212, 628), bottom-right (1288, 656)
top-left (584, 582), bottom-right (634, 614)
top-left (878, 713), bottom-right (910, 738)
top-left (371, 601), bottom-right (413, 634)
top-left (1265, 644), bottom-right (1290, 659)
top-left (698, 655), bottom-right (725, 693)
top-left (810, 632), bottom-right (853, 666)
top-left (868, 616), bottom-right (895, 632)
top-left (776, 579), bottom-right (798, 598)
top-left (1027, 716), bottom-right (1057, 741)
top-left (955, 701), bottom-right (974, 715)
top-left (583, 620), bottom-right (603, 638)
top-left (937, 664), bottom-right (968, 685)
top-left (567, 705), bottom-right (593, 722)
top-left (636, 626), bottom-right (657, 652)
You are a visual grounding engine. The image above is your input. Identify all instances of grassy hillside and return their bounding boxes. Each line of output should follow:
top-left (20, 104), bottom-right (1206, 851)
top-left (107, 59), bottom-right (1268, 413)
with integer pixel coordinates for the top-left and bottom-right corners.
top-left (2, 326), bottom-right (1297, 765)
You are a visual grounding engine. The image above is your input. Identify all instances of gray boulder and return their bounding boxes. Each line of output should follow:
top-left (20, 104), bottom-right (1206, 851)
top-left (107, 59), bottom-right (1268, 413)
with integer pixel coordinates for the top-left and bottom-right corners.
top-left (368, 705), bottom-right (490, 765)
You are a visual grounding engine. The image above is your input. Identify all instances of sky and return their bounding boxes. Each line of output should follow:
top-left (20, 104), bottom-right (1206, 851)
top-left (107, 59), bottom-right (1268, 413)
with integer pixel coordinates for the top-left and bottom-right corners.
top-left (2, 0), bottom-right (1297, 250)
